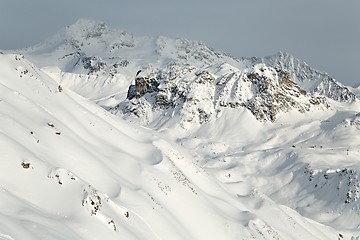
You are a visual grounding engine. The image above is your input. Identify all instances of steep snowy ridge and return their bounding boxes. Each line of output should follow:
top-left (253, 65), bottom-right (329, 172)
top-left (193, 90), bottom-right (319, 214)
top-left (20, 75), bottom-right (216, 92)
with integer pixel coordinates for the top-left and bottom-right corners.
top-left (261, 52), bottom-right (358, 102)
top-left (3, 20), bottom-right (360, 239)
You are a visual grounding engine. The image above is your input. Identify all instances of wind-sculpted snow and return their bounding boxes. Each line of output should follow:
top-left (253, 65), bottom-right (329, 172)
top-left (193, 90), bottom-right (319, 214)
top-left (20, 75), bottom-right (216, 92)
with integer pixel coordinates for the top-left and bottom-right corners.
top-left (1, 52), bottom-right (344, 239)
top-left (3, 20), bottom-right (360, 239)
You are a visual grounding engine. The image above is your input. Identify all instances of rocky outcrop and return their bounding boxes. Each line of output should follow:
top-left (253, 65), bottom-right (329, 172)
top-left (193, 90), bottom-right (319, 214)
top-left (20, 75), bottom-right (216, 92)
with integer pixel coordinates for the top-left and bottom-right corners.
top-left (114, 62), bottom-right (331, 126)
top-left (241, 69), bottom-right (330, 122)
top-left (261, 52), bottom-right (358, 103)
top-left (304, 165), bottom-right (360, 205)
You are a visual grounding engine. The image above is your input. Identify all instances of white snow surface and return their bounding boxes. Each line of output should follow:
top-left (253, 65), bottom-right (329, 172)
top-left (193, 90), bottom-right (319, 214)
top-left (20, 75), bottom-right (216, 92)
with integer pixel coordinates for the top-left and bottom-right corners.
top-left (2, 20), bottom-right (360, 239)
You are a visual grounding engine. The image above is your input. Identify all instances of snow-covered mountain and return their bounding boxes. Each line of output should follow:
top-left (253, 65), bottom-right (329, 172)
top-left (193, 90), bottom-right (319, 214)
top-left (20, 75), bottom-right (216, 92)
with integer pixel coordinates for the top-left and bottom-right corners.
top-left (19, 19), bottom-right (357, 107)
top-left (260, 52), bottom-right (358, 103)
top-left (2, 19), bottom-right (360, 239)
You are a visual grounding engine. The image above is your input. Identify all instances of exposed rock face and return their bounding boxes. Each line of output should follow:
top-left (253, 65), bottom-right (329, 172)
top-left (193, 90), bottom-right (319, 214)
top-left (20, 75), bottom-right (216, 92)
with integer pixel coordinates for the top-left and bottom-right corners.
top-left (260, 52), bottom-right (358, 103)
top-left (115, 62), bottom-right (331, 126)
top-left (341, 113), bottom-right (360, 129)
top-left (241, 70), bottom-right (330, 122)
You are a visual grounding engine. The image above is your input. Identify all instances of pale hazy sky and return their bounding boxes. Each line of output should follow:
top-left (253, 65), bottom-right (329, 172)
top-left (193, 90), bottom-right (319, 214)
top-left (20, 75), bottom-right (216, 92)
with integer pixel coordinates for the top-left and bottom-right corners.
top-left (1, 0), bottom-right (359, 86)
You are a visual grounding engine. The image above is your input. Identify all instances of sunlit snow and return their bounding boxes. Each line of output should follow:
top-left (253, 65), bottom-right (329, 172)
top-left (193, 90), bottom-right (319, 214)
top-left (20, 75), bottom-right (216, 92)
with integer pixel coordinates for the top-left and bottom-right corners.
top-left (1, 20), bottom-right (360, 239)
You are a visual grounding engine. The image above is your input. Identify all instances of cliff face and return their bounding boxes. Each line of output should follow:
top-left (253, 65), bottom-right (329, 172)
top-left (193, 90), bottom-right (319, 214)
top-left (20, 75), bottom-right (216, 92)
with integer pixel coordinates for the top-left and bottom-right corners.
top-left (114, 62), bottom-right (331, 127)
top-left (260, 52), bottom-right (358, 103)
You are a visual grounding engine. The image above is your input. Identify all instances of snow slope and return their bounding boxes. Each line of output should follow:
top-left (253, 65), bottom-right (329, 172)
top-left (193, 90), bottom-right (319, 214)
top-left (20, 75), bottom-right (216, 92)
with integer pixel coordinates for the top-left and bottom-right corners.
top-left (0, 53), bottom-right (342, 239)
top-left (2, 20), bottom-right (360, 239)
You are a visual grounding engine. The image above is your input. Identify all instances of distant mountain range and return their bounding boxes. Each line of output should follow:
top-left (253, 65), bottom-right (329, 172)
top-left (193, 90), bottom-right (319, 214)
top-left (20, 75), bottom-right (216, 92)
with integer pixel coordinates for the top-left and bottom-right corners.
top-left (18, 19), bottom-right (357, 126)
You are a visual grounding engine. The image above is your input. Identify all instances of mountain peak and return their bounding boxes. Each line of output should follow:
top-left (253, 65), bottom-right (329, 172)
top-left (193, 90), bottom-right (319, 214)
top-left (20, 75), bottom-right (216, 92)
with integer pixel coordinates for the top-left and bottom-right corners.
top-left (61, 18), bottom-right (136, 49)
top-left (64, 19), bottom-right (111, 41)
top-left (17, 20), bottom-right (358, 107)
top-left (67, 18), bottom-right (106, 29)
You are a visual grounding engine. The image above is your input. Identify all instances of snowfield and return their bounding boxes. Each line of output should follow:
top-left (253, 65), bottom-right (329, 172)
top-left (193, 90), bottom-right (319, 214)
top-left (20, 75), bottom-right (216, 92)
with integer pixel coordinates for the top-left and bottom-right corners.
top-left (1, 19), bottom-right (360, 239)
